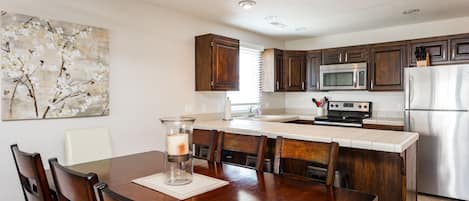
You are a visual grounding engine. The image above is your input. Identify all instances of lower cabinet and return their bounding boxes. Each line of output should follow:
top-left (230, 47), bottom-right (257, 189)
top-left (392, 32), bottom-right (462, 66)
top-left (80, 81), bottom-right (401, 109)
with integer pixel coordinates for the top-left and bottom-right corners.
top-left (369, 43), bottom-right (407, 91)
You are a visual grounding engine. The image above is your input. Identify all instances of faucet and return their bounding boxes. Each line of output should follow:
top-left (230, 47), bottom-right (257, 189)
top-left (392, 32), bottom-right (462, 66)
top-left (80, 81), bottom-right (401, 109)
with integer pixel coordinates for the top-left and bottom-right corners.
top-left (248, 105), bottom-right (262, 117)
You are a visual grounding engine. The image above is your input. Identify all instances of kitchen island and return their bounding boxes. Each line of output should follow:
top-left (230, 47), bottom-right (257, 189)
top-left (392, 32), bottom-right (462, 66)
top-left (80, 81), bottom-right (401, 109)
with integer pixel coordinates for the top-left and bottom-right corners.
top-left (194, 119), bottom-right (418, 201)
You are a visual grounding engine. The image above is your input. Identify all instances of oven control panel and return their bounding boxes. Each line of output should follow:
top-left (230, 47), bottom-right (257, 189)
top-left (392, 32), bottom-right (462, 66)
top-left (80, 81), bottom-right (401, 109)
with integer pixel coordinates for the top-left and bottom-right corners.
top-left (328, 101), bottom-right (371, 112)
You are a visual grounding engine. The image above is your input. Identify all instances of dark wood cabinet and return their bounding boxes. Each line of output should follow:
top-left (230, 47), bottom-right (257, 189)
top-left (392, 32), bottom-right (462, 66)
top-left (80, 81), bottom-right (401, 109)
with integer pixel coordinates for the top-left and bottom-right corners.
top-left (195, 34), bottom-right (239, 91)
top-left (343, 47), bottom-right (368, 63)
top-left (275, 50), bottom-right (285, 91)
top-left (450, 37), bottom-right (469, 61)
top-left (322, 46), bottom-right (368, 65)
top-left (409, 39), bottom-right (448, 66)
top-left (282, 51), bottom-right (306, 91)
top-left (306, 51), bottom-right (321, 91)
top-left (322, 49), bottom-right (343, 65)
top-left (370, 43), bottom-right (406, 91)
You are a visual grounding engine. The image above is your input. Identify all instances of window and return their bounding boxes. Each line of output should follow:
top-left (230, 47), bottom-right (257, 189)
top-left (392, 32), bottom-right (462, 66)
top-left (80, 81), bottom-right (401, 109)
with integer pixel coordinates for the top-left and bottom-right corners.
top-left (227, 46), bottom-right (262, 111)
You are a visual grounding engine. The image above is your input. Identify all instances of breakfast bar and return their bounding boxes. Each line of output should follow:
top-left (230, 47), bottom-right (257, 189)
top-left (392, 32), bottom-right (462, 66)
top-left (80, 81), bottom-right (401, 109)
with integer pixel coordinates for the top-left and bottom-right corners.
top-left (194, 119), bottom-right (419, 201)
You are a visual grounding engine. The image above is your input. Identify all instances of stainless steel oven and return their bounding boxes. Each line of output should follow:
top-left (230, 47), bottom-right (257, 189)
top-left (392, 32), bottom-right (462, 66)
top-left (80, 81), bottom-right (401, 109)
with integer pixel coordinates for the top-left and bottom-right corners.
top-left (319, 62), bottom-right (367, 90)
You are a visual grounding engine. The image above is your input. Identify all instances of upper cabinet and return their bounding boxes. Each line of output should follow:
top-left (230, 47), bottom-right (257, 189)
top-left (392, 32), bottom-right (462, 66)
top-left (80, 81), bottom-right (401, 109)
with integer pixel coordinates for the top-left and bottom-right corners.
top-left (369, 43), bottom-right (407, 91)
top-left (450, 37), bottom-right (469, 62)
top-left (306, 51), bottom-right (321, 91)
top-left (262, 49), bottom-right (283, 92)
top-left (322, 46), bottom-right (368, 65)
top-left (195, 34), bottom-right (239, 91)
top-left (409, 39), bottom-right (449, 66)
top-left (282, 51), bottom-right (307, 91)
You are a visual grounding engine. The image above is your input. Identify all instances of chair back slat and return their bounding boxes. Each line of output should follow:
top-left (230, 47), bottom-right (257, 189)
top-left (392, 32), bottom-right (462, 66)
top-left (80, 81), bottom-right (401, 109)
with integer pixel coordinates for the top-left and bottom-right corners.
top-left (49, 158), bottom-right (98, 201)
top-left (193, 130), bottom-right (218, 161)
top-left (216, 132), bottom-right (267, 171)
top-left (220, 133), bottom-right (260, 155)
top-left (280, 139), bottom-right (331, 165)
top-left (94, 183), bottom-right (133, 201)
top-left (274, 137), bottom-right (339, 186)
top-left (11, 144), bottom-right (54, 201)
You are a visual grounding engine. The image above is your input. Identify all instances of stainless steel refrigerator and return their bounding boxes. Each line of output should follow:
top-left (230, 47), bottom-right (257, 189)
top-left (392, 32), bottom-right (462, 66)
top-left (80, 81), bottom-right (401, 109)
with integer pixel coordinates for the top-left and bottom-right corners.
top-left (404, 65), bottom-right (469, 200)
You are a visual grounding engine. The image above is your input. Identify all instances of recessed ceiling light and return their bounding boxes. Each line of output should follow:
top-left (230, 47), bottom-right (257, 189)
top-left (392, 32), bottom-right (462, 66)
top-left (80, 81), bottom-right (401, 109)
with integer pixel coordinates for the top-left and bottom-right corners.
top-left (264, 16), bottom-right (287, 29)
top-left (402, 9), bottom-right (420, 15)
top-left (238, 0), bottom-right (256, 9)
top-left (296, 27), bottom-right (308, 32)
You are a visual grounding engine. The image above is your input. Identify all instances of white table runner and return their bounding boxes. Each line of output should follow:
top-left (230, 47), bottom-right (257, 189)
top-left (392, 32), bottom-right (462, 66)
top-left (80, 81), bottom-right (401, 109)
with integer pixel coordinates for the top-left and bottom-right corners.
top-left (132, 173), bottom-right (229, 200)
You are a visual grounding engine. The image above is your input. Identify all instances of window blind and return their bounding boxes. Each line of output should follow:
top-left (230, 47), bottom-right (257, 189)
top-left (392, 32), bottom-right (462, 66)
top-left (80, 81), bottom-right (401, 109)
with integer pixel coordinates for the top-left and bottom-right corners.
top-left (227, 46), bottom-right (262, 110)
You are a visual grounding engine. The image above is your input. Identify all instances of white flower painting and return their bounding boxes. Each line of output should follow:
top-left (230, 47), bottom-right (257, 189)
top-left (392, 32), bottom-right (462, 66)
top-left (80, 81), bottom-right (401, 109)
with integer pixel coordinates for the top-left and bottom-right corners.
top-left (1, 11), bottom-right (110, 120)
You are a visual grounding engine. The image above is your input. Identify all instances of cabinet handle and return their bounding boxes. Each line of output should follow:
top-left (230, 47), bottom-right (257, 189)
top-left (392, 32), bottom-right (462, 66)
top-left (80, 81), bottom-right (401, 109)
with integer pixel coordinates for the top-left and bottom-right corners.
top-left (371, 79), bottom-right (374, 89)
top-left (443, 50), bottom-right (446, 60)
top-left (317, 81), bottom-right (320, 88)
top-left (339, 53), bottom-right (342, 63)
top-left (302, 82), bottom-right (305, 90)
top-left (452, 49), bottom-right (456, 60)
top-left (276, 81), bottom-right (279, 90)
top-left (210, 81), bottom-right (214, 87)
top-left (345, 52), bottom-right (348, 63)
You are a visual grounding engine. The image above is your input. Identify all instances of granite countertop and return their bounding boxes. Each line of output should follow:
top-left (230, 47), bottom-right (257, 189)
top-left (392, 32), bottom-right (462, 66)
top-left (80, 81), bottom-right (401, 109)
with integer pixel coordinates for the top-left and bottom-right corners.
top-left (194, 119), bottom-right (418, 153)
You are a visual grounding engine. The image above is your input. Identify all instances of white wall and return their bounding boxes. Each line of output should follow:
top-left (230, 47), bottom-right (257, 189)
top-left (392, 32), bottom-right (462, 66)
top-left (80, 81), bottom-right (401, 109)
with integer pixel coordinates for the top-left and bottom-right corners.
top-left (283, 16), bottom-right (469, 117)
top-left (0, 0), bottom-right (283, 200)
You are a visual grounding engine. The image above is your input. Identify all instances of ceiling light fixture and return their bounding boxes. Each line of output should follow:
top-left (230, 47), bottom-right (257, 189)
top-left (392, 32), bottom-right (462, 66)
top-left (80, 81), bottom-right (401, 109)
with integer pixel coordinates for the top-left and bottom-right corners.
top-left (238, 0), bottom-right (256, 9)
top-left (264, 16), bottom-right (288, 30)
top-left (402, 8), bottom-right (420, 15)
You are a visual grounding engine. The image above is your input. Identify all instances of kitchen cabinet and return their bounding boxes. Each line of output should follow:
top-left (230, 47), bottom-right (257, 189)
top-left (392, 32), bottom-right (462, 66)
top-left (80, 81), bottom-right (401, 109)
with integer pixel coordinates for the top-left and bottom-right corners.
top-left (306, 51), bottom-right (321, 91)
top-left (195, 34), bottom-right (239, 91)
top-left (262, 49), bottom-right (283, 92)
top-left (322, 46), bottom-right (368, 65)
top-left (369, 43), bottom-right (407, 91)
top-left (450, 37), bottom-right (469, 62)
top-left (282, 51), bottom-right (306, 91)
top-left (409, 39), bottom-right (448, 66)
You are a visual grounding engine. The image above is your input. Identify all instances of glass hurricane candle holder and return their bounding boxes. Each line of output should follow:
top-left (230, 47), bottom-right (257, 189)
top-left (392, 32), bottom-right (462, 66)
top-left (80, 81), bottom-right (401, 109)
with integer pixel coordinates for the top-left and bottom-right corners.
top-left (160, 117), bottom-right (195, 186)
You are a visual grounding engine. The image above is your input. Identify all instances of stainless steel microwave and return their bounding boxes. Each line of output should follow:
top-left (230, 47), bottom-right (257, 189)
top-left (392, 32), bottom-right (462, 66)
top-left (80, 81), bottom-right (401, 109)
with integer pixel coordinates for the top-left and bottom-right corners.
top-left (319, 62), bottom-right (367, 90)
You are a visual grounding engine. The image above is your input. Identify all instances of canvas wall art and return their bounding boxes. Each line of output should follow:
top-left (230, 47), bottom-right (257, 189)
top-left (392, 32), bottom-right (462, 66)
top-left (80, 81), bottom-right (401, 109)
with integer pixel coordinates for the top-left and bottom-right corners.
top-left (0, 11), bottom-right (110, 121)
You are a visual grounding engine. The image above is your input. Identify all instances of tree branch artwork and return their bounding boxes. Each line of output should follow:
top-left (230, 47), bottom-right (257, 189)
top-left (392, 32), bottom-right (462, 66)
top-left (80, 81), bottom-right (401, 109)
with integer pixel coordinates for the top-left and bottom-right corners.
top-left (0, 11), bottom-right (109, 120)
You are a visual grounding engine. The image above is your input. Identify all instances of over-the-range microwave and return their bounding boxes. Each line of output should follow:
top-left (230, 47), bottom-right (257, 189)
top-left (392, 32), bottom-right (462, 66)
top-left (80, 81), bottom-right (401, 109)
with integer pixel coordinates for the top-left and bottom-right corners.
top-left (319, 62), bottom-right (367, 90)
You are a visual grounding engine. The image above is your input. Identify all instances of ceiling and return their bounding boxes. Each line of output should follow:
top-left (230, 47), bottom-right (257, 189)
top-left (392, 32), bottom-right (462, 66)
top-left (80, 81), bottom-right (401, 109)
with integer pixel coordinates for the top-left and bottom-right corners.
top-left (142, 0), bottom-right (469, 40)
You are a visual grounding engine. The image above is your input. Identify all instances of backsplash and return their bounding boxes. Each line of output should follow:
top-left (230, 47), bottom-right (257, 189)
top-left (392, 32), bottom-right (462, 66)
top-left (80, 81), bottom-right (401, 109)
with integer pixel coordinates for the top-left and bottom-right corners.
top-left (284, 91), bottom-right (404, 118)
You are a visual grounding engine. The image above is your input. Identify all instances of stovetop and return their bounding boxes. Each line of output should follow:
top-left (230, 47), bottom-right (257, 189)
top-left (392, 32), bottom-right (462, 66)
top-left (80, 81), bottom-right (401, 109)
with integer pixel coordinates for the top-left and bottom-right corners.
top-left (313, 101), bottom-right (372, 128)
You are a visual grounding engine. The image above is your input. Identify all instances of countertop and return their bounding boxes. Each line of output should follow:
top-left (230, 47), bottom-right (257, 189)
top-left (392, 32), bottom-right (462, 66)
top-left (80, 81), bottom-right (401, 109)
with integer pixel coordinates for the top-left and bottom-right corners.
top-left (194, 119), bottom-right (418, 153)
top-left (362, 117), bottom-right (404, 126)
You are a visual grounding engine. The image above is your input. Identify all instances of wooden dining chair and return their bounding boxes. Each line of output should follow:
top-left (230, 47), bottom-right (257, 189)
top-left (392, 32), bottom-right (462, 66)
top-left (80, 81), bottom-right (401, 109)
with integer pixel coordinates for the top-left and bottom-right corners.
top-left (94, 183), bottom-right (133, 201)
top-left (274, 136), bottom-right (339, 186)
top-left (216, 132), bottom-right (267, 171)
top-left (49, 158), bottom-right (99, 201)
top-left (10, 144), bottom-right (55, 201)
top-left (193, 129), bottom-right (218, 162)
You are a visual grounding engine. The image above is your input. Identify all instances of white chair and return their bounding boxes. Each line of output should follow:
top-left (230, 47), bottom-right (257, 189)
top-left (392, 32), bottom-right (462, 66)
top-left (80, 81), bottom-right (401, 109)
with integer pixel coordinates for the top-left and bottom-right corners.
top-left (64, 127), bottom-right (112, 166)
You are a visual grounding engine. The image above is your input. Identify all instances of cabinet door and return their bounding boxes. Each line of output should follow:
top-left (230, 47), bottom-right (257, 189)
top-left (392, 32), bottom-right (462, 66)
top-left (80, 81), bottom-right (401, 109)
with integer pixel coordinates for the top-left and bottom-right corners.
top-left (370, 44), bottom-right (406, 91)
top-left (211, 39), bottom-right (239, 90)
top-left (344, 47), bottom-right (368, 63)
top-left (306, 52), bottom-right (321, 91)
top-left (322, 49), bottom-right (342, 65)
top-left (450, 37), bottom-right (469, 61)
top-left (283, 52), bottom-right (306, 91)
top-left (275, 51), bottom-right (285, 91)
top-left (410, 40), bottom-right (449, 66)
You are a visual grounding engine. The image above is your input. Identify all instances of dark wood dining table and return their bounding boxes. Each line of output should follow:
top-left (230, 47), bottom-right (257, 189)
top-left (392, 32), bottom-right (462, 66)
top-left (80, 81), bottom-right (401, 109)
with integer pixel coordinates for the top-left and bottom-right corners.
top-left (50, 151), bottom-right (377, 201)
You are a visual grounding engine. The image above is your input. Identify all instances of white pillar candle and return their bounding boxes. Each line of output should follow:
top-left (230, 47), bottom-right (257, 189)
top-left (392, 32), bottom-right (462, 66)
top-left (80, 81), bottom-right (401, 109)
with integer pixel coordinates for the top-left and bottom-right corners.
top-left (167, 133), bottom-right (189, 156)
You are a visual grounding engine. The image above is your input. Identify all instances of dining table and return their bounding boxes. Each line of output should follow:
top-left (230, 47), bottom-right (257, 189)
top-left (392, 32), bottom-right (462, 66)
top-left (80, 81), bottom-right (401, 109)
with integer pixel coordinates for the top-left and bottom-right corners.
top-left (48, 151), bottom-right (377, 201)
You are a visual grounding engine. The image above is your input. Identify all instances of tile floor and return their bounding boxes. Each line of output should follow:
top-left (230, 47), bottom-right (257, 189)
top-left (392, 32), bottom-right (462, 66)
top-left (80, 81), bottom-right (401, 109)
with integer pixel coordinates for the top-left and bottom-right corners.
top-left (418, 194), bottom-right (459, 201)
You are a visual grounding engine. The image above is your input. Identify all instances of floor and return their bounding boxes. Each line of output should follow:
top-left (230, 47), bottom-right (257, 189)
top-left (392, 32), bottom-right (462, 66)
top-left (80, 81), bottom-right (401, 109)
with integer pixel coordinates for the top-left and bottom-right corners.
top-left (418, 194), bottom-right (459, 201)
